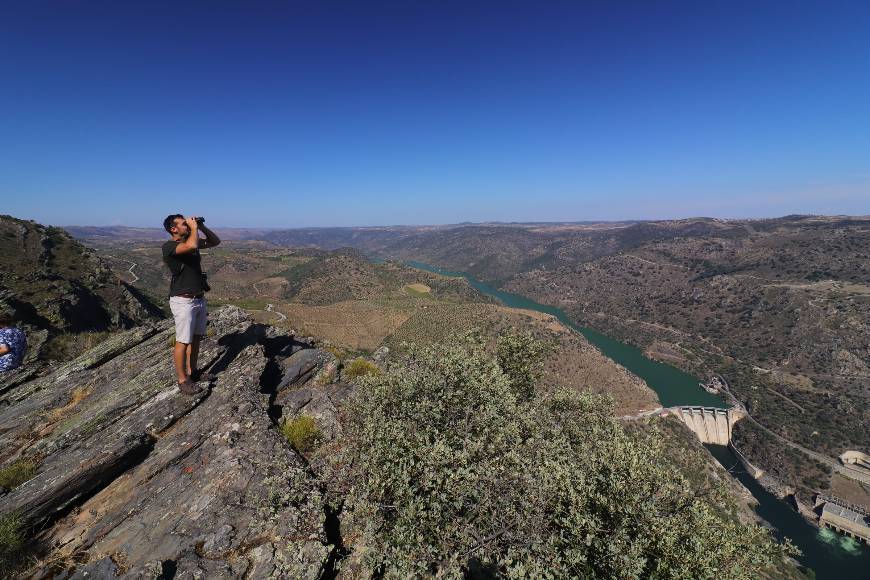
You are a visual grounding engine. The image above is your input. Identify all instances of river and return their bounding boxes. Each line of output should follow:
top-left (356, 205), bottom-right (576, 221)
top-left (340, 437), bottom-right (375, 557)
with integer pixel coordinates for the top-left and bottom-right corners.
top-left (406, 260), bottom-right (870, 579)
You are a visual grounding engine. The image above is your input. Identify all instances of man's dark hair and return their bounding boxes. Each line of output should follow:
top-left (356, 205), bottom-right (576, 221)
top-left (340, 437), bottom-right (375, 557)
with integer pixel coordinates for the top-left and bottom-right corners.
top-left (163, 214), bottom-right (184, 234)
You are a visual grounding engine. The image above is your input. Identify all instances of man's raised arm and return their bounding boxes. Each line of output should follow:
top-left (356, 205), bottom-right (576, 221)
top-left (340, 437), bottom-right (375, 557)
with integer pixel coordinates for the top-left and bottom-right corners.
top-left (199, 222), bottom-right (221, 248)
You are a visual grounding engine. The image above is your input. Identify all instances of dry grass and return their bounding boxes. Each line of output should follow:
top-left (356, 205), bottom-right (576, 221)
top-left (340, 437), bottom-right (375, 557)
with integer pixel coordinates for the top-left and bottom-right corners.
top-left (344, 358), bottom-right (380, 379)
top-left (0, 459), bottom-right (37, 489)
top-left (280, 415), bottom-right (322, 453)
top-left (540, 333), bottom-right (660, 416)
top-left (42, 386), bottom-right (92, 424)
top-left (496, 306), bottom-right (567, 334)
top-left (252, 276), bottom-right (290, 299)
top-left (280, 301), bottom-right (410, 350)
top-left (644, 340), bottom-right (689, 365)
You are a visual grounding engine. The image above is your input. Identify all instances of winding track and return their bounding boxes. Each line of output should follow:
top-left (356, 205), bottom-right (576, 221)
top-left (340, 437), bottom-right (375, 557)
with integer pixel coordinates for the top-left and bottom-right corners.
top-left (253, 280), bottom-right (287, 322)
top-left (265, 303), bottom-right (287, 322)
top-left (103, 253), bottom-right (140, 284)
top-left (124, 260), bottom-right (139, 284)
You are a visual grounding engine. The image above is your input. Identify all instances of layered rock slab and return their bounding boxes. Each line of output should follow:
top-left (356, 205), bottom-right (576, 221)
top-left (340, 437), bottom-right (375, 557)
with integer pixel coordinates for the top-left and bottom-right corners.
top-left (0, 307), bottom-right (334, 579)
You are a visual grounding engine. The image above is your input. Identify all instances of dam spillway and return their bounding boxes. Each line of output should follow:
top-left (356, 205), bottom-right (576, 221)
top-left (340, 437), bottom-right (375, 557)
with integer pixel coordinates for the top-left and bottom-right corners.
top-left (673, 406), bottom-right (744, 446)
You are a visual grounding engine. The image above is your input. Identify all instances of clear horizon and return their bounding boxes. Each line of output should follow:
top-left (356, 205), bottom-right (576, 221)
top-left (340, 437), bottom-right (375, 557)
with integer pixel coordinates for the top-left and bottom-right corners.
top-left (41, 212), bottom-right (868, 231)
top-left (2, 1), bottom-right (869, 227)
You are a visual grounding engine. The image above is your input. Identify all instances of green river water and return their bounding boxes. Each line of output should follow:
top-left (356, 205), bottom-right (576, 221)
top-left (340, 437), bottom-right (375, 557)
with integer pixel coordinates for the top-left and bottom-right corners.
top-left (406, 260), bottom-right (869, 579)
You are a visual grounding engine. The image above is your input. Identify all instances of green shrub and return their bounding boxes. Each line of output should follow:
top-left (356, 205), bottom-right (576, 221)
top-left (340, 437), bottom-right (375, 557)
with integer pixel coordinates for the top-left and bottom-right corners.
top-left (335, 332), bottom-right (793, 578)
top-left (0, 513), bottom-right (23, 571)
top-left (315, 367), bottom-right (336, 386)
top-left (0, 460), bottom-right (36, 490)
top-left (324, 345), bottom-right (346, 361)
top-left (496, 331), bottom-right (550, 402)
top-left (280, 415), bottom-right (322, 453)
top-left (343, 358), bottom-right (380, 379)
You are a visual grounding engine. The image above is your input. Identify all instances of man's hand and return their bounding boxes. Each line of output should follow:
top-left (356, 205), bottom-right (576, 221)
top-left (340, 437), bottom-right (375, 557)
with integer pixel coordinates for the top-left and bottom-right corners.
top-left (198, 221), bottom-right (221, 248)
top-left (174, 217), bottom-right (201, 255)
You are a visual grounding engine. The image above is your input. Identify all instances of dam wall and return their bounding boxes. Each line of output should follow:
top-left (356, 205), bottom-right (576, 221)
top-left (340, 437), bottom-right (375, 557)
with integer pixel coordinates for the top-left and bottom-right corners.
top-left (673, 406), bottom-right (744, 446)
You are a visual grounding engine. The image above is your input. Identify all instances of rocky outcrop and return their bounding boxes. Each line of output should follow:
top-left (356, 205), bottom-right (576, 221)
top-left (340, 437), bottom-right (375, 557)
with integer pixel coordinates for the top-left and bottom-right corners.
top-left (0, 216), bottom-right (164, 337)
top-left (0, 307), bottom-right (348, 579)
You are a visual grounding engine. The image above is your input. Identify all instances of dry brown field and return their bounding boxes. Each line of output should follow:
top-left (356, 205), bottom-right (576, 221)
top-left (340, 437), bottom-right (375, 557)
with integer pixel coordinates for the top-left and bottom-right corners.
top-left (542, 333), bottom-right (660, 416)
top-left (278, 300), bottom-right (411, 351)
top-left (404, 283), bottom-right (432, 295)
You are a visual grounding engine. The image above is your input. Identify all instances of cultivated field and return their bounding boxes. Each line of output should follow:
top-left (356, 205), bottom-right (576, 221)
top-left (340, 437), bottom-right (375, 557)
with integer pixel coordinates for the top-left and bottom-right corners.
top-left (279, 300), bottom-right (411, 351)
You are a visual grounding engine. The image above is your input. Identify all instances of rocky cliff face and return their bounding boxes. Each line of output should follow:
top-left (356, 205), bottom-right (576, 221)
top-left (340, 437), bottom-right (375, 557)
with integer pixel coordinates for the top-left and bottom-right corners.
top-left (0, 307), bottom-right (351, 579)
top-left (0, 216), bottom-right (164, 336)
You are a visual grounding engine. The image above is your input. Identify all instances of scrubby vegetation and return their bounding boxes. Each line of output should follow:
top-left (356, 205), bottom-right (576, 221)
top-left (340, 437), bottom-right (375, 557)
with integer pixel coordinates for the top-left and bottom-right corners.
top-left (332, 333), bottom-right (794, 578)
top-left (43, 331), bottom-right (113, 362)
top-left (0, 215), bottom-right (163, 335)
top-left (0, 512), bottom-right (24, 573)
top-left (343, 357), bottom-right (380, 379)
top-left (500, 217), bottom-right (870, 500)
top-left (281, 415), bottom-right (322, 453)
top-left (0, 460), bottom-right (36, 490)
top-left (495, 331), bottom-right (550, 402)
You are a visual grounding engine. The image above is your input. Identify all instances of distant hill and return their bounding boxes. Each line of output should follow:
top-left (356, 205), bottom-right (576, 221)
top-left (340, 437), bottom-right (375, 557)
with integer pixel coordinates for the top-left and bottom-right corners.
top-left (242, 214), bottom-right (870, 504)
top-left (65, 225), bottom-right (282, 243)
top-left (0, 215), bottom-right (164, 335)
top-left (258, 219), bottom-right (750, 284)
top-left (502, 214), bottom-right (870, 502)
top-left (59, 214), bottom-right (870, 505)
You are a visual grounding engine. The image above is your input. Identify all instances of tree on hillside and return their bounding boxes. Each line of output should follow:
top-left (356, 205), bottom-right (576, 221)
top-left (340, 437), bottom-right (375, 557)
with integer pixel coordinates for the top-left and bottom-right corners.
top-left (332, 332), bottom-right (794, 578)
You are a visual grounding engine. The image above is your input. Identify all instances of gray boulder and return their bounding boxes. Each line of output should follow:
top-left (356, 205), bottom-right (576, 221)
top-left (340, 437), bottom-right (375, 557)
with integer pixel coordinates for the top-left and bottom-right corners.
top-left (275, 348), bottom-right (323, 392)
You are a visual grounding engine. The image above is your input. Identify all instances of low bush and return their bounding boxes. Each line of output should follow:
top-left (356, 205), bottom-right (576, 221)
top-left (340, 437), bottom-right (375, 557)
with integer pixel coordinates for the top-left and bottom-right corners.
top-left (0, 460), bottom-right (36, 490)
top-left (343, 358), bottom-right (380, 379)
top-left (496, 331), bottom-right (550, 402)
top-left (315, 367), bottom-right (336, 386)
top-left (280, 415), bottom-right (322, 453)
top-left (0, 513), bottom-right (23, 571)
top-left (324, 345), bottom-right (347, 361)
top-left (334, 332), bottom-right (793, 578)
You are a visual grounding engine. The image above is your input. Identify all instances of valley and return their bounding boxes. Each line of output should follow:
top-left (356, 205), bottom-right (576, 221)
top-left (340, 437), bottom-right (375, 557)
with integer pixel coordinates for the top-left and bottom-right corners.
top-left (60, 215), bottom-right (870, 577)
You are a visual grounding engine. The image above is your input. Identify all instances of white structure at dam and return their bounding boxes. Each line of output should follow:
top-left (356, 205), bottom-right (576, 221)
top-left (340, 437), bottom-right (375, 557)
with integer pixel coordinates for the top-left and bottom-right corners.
top-left (669, 406), bottom-right (764, 477)
top-left (673, 406), bottom-right (744, 446)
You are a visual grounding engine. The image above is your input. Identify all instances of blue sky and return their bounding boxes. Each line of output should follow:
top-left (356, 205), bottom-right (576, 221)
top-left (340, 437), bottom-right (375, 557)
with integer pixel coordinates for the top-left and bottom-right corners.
top-left (1, 1), bottom-right (868, 227)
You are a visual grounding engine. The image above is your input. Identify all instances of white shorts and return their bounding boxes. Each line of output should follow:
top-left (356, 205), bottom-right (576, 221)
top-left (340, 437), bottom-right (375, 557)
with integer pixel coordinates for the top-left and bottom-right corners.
top-left (169, 297), bottom-right (208, 344)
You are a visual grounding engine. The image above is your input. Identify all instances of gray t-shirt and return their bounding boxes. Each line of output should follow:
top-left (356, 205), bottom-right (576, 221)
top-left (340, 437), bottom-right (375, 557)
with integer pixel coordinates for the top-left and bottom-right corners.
top-left (162, 240), bottom-right (208, 296)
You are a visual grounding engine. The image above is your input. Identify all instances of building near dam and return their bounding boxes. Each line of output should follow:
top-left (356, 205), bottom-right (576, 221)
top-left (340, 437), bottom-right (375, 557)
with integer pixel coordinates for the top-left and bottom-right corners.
top-left (840, 450), bottom-right (870, 471)
top-left (816, 496), bottom-right (870, 544)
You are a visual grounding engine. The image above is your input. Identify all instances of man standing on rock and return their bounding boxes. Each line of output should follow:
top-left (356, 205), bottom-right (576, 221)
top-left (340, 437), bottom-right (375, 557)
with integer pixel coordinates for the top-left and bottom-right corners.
top-left (162, 214), bottom-right (221, 394)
